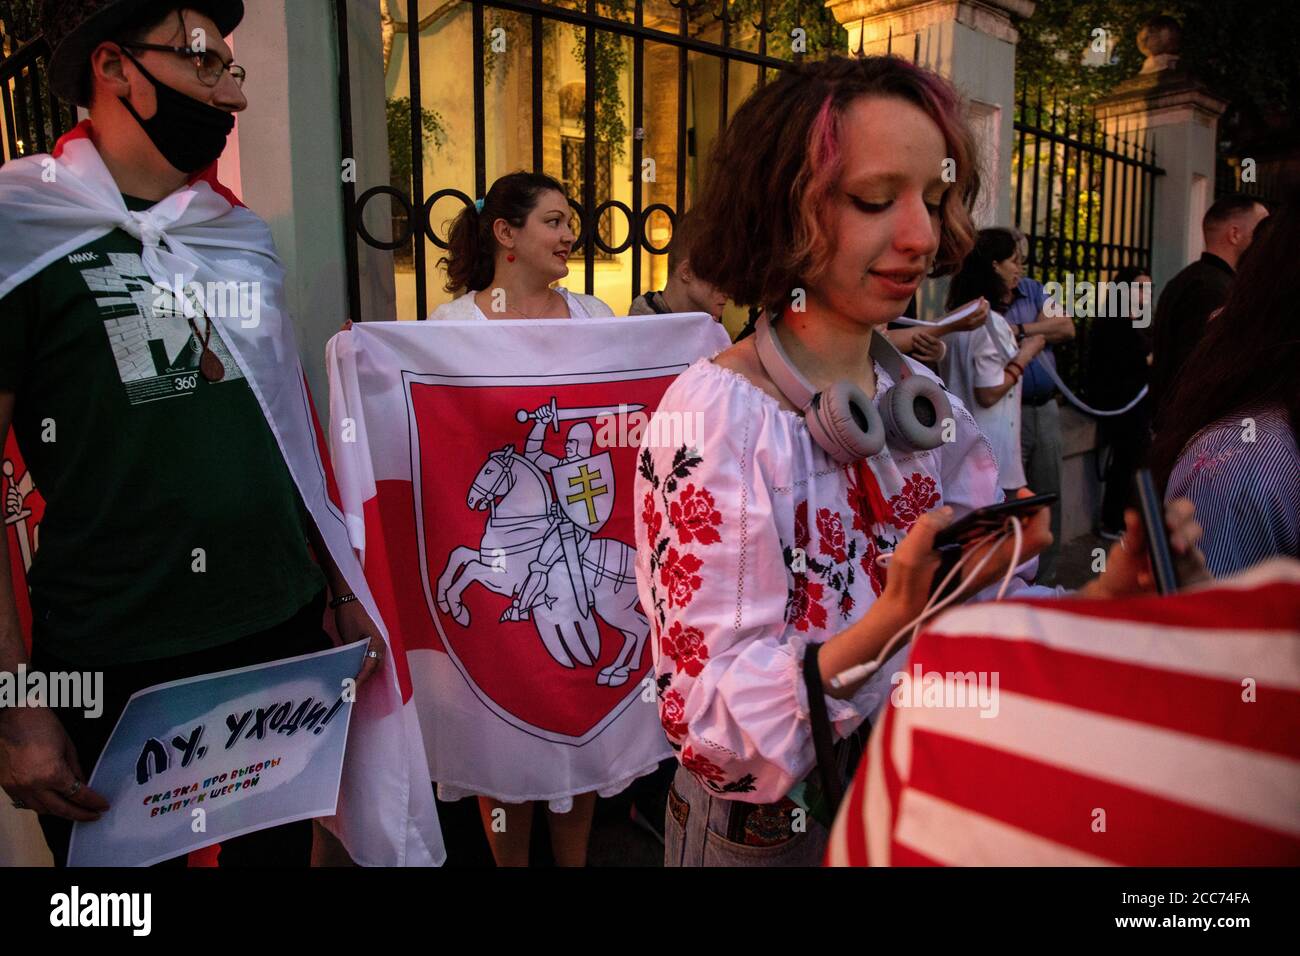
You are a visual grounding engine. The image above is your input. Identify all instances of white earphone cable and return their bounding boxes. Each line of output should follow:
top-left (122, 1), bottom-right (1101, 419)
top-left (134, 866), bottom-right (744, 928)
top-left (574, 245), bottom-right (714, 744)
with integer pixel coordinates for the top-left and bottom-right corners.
top-left (828, 516), bottom-right (1027, 690)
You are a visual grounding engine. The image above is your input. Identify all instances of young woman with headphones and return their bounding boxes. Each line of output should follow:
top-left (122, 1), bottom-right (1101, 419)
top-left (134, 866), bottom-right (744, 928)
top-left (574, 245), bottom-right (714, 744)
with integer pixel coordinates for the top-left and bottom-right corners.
top-left (632, 56), bottom-right (1206, 866)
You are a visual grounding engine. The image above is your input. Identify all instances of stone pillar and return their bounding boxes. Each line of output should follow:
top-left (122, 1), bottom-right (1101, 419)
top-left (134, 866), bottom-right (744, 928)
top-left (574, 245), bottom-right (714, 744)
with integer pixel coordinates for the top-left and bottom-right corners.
top-left (224, 0), bottom-right (361, 416)
top-left (824, 0), bottom-right (1034, 320)
top-left (1094, 18), bottom-right (1228, 291)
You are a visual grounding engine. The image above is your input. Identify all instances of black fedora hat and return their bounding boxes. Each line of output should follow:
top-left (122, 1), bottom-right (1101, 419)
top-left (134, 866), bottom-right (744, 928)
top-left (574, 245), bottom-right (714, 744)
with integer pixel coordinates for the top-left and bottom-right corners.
top-left (42, 0), bottom-right (244, 106)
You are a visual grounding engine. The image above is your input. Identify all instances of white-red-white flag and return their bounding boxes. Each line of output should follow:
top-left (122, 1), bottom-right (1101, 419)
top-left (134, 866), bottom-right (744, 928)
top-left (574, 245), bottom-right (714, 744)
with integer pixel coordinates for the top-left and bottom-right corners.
top-left (327, 313), bottom-right (729, 807)
top-left (827, 558), bottom-right (1300, 866)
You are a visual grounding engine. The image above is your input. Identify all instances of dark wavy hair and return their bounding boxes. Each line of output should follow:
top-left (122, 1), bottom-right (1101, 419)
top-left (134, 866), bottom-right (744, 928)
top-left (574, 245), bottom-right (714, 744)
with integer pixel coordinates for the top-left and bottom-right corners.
top-left (438, 170), bottom-right (567, 294)
top-left (687, 55), bottom-right (982, 316)
top-left (945, 227), bottom-right (1019, 309)
top-left (1148, 188), bottom-right (1300, 490)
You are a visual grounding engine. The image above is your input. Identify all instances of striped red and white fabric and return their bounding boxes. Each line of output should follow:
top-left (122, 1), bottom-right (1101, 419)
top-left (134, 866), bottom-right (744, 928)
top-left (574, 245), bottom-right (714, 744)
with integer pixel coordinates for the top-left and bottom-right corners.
top-left (826, 558), bottom-right (1300, 866)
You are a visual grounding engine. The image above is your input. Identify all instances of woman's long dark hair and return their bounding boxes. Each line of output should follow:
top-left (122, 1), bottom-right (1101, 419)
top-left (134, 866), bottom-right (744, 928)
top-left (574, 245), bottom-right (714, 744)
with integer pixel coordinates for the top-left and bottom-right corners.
top-left (438, 170), bottom-right (567, 294)
top-left (945, 228), bottom-right (1018, 309)
top-left (1149, 189), bottom-right (1300, 490)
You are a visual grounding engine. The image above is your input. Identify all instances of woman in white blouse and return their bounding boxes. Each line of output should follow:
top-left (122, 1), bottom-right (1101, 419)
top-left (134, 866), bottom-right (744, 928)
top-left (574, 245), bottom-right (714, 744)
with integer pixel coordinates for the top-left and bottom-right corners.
top-left (428, 171), bottom-right (613, 323)
top-left (632, 57), bottom-right (1206, 866)
top-left (428, 171), bottom-right (612, 866)
top-left (941, 228), bottom-right (1048, 496)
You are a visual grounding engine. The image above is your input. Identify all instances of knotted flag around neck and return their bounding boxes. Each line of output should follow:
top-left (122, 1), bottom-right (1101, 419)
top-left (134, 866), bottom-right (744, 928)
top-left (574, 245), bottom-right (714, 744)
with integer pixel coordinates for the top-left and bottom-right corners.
top-left (0, 124), bottom-right (444, 866)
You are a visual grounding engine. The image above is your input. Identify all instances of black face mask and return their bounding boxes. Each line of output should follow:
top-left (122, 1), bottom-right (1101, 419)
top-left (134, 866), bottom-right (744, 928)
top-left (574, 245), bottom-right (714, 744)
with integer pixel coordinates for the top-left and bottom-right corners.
top-left (119, 50), bottom-right (234, 174)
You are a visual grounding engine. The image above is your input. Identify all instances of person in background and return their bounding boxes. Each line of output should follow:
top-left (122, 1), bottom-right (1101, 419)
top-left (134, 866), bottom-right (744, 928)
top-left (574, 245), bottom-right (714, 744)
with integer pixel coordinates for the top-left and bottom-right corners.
top-left (1089, 264), bottom-right (1152, 540)
top-left (1150, 191), bottom-right (1299, 578)
top-left (428, 170), bottom-right (614, 867)
top-left (628, 211), bottom-right (727, 321)
top-left (941, 229), bottom-right (1048, 497)
top-left (430, 171), bottom-right (613, 323)
top-left (1000, 231), bottom-right (1076, 584)
top-left (1150, 193), bottom-right (1269, 425)
top-left (882, 291), bottom-right (989, 370)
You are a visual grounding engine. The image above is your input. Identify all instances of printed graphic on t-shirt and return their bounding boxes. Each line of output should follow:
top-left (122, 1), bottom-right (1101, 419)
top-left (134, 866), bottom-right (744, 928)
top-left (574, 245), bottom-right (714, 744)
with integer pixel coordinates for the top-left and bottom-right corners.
top-left (75, 250), bottom-right (245, 405)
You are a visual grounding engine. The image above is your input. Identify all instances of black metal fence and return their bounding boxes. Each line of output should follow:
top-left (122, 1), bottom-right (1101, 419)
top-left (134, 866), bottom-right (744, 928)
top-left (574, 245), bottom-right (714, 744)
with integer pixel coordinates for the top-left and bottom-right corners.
top-left (336, 0), bottom-right (822, 322)
top-left (1, 36), bottom-right (76, 166)
top-left (1012, 79), bottom-right (1164, 396)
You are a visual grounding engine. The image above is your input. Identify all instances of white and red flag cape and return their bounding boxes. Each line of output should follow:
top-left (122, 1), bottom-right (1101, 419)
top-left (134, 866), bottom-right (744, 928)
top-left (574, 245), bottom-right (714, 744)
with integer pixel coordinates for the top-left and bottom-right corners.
top-left (326, 314), bottom-right (729, 807)
top-left (0, 124), bottom-right (444, 866)
top-left (827, 558), bottom-right (1300, 866)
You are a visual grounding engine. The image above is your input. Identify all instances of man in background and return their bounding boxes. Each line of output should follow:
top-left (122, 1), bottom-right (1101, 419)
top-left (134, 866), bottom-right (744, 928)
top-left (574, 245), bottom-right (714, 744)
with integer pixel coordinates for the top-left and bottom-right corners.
top-left (1150, 193), bottom-right (1269, 425)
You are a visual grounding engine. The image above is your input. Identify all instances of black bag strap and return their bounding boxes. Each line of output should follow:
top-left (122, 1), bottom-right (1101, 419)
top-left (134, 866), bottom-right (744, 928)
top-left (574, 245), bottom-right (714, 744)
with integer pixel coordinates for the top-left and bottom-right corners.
top-left (802, 641), bottom-right (845, 812)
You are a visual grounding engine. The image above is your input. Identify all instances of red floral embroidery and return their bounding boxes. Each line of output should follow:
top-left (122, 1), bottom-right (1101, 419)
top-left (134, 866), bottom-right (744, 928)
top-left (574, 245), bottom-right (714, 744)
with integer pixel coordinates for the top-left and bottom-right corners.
top-left (794, 500), bottom-right (810, 549)
top-left (641, 491), bottom-right (662, 553)
top-left (859, 538), bottom-right (886, 597)
top-left (670, 483), bottom-right (723, 546)
top-left (787, 576), bottom-right (828, 632)
top-left (888, 473), bottom-right (940, 530)
top-left (816, 508), bottom-right (847, 563)
top-left (661, 689), bottom-right (688, 739)
top-left (839, 591), bottom-right (855, 616)
top-left (681, 746), bottom-right (726, 783)
top-left (660, 619), bottom-right (710, 677)
top-left (659, 547), bottom-right (704, 609)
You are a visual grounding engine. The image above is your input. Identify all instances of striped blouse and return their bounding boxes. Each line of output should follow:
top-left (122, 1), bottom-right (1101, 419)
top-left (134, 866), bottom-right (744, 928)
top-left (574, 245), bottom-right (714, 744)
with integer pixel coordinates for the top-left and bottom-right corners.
top-left (1165, 405), bottom-right (1300, 578)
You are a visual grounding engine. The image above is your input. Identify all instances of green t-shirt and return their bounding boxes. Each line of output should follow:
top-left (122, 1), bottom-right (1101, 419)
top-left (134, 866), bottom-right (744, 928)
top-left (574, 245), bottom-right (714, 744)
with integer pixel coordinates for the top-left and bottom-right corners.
top-left (0, 195), bottom-right (325, 666)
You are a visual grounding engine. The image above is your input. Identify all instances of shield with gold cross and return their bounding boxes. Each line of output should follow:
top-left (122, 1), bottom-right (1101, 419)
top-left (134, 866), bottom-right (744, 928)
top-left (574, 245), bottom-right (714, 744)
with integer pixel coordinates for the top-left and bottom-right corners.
top-left (550, 451), bottom-right (615, 534)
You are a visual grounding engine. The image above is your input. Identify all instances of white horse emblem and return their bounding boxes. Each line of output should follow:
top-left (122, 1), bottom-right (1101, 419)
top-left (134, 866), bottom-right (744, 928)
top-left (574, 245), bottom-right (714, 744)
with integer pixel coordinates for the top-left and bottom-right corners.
top-left (435, 400), bottom-right (649, 687)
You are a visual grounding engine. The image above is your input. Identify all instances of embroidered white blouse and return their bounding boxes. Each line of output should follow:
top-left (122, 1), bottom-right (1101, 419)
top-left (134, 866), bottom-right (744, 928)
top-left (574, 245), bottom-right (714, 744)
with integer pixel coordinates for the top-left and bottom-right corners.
top-left (633, 349), bottom-right (1042, 804)
top-left (427, 287), bottom-right (615, 321)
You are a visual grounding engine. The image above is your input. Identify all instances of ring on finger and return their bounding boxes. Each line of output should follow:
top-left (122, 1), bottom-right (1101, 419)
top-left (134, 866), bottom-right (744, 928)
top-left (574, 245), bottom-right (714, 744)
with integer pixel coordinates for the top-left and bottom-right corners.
top-left (63, 780), bottom-right (82, 799)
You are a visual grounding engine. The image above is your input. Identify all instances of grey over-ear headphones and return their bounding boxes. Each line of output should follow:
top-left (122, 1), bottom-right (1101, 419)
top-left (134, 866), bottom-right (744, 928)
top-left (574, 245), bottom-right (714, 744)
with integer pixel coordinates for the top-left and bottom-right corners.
top-left (753, 312), bottom-right (953, 464)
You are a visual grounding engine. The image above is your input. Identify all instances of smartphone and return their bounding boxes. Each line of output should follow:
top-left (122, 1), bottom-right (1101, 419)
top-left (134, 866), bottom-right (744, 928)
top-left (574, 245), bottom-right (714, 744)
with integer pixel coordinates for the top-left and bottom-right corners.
top-left (928, 493), bottom-right (1057, 598)
top-left (1134, 468), bottom-right (1180, 595)
top-left (933, 493), bottom-right (1058, 549)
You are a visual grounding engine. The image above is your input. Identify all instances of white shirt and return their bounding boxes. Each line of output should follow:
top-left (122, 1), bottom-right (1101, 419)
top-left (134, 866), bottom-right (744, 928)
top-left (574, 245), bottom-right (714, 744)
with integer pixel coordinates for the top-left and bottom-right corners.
top-left (940, 309), bottom-right (1026, 490)
top-left (427, 287), bottom-right (614, 321)
top-left (632, 351), bottom-right (1043, 803)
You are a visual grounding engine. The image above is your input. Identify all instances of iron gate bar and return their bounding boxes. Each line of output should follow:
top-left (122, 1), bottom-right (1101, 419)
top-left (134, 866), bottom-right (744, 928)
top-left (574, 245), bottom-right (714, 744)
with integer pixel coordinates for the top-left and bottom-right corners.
top-left (675, 1), bottom-right (687, 243)
top-left (719, 1), bottom-right (730, 132)
top-left (1014, 79), bottom-right (1026, 233)
top-left (406, 0), bottom-right (428, 320)
top-left (1, 62), bottom-right (19, 160)
top-left (1013, 110), bottom-right (1163, 173)
top-left (532, 11), bottom-right (543, 171)
top-left (1043, 90), bottom-right (1055, 267)
top-left (583, 0), bottom-right (596, 294)
top-left (1028, 86), bottom-right (1042, 266)
top-left (27, 65), bottom-right (46, 154)
top-left (631, 0), bottom-right (644, 297)
top-left (473, 3), bottom-right (486, 200)
top-left (485, 0), bottom-right (795, 67)
top-left (334, 0), bottom-right (363, 324)
top-left (1081, 111), bottom-right (1092, 277)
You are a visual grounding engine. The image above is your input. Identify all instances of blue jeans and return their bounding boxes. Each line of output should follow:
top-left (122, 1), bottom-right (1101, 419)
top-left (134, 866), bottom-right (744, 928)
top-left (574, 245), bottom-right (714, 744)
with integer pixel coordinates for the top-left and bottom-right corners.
top-left (663, 764), bottom-right (828, 867)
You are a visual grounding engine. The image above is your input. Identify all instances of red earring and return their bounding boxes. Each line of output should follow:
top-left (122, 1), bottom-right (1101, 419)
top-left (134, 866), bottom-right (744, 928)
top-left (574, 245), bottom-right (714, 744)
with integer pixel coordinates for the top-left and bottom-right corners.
top-left (506, 253), bottom-right (516, 262)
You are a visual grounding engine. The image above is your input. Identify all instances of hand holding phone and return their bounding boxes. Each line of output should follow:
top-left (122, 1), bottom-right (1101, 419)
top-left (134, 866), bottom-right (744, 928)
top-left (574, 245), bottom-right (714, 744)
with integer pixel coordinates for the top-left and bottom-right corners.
top-left (1080, 479), bottom-right (1211, 601)
top-left (1134, 469), bottom-right (1179, 595)
top-left (929, 493), bottom-right (1057, 599)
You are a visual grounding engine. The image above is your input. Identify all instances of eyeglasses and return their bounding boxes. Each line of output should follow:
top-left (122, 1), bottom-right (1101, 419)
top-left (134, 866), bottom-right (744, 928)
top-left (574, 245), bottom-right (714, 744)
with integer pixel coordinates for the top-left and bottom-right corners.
top-left (118, 42), bottom-right (246, 88)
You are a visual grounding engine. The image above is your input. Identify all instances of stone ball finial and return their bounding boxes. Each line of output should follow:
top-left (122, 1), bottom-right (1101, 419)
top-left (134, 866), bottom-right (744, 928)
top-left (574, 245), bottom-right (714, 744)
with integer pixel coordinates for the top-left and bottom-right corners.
top-left (1138, 15), bottom-right (1182, 73)
top-left (1138, 16), bottom-right (1182, 58)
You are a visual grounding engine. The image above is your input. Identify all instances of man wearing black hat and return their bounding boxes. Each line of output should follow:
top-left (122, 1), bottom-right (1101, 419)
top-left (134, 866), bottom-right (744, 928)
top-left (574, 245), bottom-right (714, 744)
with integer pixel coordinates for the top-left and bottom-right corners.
top-left (0, 2), bottom-right (390, 867)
